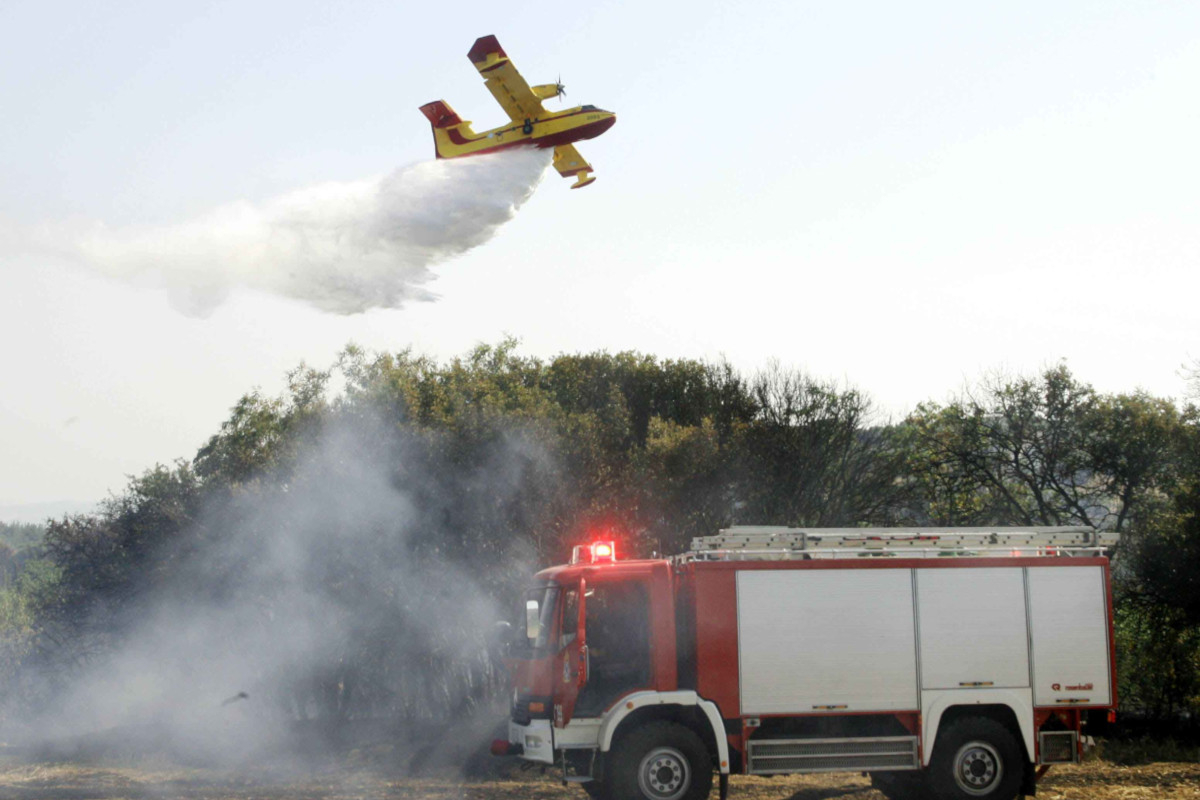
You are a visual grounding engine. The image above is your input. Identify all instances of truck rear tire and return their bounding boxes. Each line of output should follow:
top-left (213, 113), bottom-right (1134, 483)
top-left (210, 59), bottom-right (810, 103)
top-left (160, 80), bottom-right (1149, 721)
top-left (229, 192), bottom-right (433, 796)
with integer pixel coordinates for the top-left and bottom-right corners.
top-left (870, 771), bottom-right (926, 799)
top-left (928, 717), bottom-right (1024, 800)
top-left (608, 721), bottom-right (713, 800)
top-left (581, 780), bottom-right (606, 799)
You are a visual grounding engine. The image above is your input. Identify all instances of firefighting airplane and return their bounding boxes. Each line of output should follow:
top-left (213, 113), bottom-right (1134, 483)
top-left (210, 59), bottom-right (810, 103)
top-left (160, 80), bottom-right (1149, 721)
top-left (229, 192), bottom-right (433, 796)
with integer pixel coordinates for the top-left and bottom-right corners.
top-left (419, 35), bottom-right (616, 189)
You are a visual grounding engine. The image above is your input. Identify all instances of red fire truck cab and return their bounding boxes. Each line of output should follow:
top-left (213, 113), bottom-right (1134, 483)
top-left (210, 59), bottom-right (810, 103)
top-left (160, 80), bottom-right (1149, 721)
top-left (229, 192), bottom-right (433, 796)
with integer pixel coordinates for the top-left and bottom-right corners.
top-left (493, 526), bottom-right (1117, 800)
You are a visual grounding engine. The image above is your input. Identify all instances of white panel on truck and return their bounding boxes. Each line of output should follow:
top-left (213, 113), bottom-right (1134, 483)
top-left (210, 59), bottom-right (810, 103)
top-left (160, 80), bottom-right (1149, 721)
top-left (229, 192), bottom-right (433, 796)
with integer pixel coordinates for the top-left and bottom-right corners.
top-left (1028, 566), bottom-right (1112, 706)
top-left (738, 569), bottom-right (917, 714)
top-left (917, 567), bottom-right (1029, 690)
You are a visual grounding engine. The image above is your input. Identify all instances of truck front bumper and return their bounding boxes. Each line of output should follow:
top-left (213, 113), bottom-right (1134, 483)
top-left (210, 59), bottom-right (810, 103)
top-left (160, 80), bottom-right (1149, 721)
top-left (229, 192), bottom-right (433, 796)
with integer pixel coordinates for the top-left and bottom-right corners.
top-left (502, 719), bottom-right (554, 764)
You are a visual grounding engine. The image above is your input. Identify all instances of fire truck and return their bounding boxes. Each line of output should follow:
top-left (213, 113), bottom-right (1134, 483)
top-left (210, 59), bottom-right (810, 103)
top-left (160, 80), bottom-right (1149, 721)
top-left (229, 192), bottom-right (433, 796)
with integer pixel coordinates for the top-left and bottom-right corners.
top-left (491, 526), bottom-right (1118, 800)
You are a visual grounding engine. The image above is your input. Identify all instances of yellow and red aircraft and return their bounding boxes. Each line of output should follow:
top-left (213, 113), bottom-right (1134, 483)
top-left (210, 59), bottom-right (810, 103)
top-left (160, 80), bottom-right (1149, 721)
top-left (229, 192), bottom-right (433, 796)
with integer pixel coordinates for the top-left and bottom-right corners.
top-left (419, 35), bottom-right (616, 189)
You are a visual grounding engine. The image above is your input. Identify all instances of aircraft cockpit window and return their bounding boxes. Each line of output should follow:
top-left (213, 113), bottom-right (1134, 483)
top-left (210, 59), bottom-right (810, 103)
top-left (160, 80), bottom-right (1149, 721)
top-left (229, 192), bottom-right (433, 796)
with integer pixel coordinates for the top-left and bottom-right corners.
top-left (581, 105), bottom-right (597, 111)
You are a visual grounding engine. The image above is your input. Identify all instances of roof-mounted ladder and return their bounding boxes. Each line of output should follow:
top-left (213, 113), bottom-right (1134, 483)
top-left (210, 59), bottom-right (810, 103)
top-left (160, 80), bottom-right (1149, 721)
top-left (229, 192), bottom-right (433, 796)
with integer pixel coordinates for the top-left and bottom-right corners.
top-left (684, 525), bottom-right (1117, 561)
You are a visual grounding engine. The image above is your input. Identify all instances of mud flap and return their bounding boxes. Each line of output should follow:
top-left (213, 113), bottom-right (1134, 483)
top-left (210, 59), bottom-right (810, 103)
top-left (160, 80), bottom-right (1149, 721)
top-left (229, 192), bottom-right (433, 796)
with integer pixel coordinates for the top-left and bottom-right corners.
top-left (1020, 759), bottom-right (1038, 796)
top-left (719, 772), bottom-right (729, 800)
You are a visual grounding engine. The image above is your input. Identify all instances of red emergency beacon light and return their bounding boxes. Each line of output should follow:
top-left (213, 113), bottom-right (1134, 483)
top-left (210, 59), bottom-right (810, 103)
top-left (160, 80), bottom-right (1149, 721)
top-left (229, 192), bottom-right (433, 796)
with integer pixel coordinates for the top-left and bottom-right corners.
top-left (570, 541), bottom-right (617, 564)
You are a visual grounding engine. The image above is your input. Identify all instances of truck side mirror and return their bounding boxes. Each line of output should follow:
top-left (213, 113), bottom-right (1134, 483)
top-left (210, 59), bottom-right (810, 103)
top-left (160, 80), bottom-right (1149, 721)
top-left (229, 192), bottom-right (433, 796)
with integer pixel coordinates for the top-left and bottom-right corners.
top-left (489, 620), bottom-right (514, 663)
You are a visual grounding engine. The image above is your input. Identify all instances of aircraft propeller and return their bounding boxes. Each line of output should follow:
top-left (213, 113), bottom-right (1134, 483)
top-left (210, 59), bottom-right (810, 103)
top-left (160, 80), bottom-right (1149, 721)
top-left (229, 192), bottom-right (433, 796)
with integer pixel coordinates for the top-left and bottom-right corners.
top-left (556, 74), bottom-right (567, 101)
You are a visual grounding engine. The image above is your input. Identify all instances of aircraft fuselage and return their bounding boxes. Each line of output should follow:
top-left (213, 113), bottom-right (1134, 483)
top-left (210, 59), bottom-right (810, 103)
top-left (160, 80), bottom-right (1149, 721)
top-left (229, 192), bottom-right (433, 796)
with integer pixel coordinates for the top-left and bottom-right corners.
top-left (428, 105), bottom-right (615, 159)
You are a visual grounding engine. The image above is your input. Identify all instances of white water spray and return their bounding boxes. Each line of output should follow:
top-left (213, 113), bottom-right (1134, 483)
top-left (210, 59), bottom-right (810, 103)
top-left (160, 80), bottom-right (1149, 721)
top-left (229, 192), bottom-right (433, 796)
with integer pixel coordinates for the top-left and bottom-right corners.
top-left (14, 149), bottom-right (550, 316)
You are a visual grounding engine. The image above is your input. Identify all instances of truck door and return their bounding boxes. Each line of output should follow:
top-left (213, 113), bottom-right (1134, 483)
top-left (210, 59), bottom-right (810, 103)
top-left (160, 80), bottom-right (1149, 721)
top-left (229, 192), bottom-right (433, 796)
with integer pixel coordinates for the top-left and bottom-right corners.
top-left (553, 579), bottom-right (588, 728)
top-left (574, 578), bottom-right (653, 717)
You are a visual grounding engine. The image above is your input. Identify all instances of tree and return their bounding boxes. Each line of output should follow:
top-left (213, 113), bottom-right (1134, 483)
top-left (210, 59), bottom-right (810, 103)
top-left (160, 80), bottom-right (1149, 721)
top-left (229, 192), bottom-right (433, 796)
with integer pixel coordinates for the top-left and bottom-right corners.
top-left (194, 365), bottom-right (329, 484)
top-left (733, 363), bottom-right (903, 527)
top-left (900, 365), bottom-right (1180, 531)
top-left (1123, 408), bottom-right (1200, 625)
top-left (1185, 358), bottom-right (1200, 401)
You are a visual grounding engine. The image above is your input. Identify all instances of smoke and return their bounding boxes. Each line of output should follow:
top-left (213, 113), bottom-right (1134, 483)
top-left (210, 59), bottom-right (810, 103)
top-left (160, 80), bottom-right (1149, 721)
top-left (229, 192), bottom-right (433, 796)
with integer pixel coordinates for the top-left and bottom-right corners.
top-left (6, 401), bottom-right (548, 770)
top-left (12, 149), bottom-right (550, 316)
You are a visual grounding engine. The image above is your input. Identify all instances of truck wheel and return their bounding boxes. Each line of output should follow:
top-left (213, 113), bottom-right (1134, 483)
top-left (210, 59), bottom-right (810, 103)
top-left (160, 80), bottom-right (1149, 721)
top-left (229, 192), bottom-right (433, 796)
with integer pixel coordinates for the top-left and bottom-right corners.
top-left (928, 717), bottom-right (1023, 800)
top-left (608, 721), bottom-right (713, 800)
top-left (870, 771), bottom-right (925, 799)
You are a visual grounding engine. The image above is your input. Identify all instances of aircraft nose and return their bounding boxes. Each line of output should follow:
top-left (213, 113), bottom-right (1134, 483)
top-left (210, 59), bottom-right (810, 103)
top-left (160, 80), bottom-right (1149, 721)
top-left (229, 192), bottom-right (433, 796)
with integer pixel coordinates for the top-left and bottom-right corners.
top-left (579, 113), bottom-right (616, 141)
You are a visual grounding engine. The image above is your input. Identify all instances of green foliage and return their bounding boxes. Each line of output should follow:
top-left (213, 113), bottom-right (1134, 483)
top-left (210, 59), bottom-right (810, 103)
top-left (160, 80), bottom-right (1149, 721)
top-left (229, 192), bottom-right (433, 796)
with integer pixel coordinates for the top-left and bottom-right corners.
top-left (735, 363), bottom-right (902, 526)
top-left (635, 416), bottom-right (728, 553)
top-left (1122, 410), bottom-right (1200, 628)
top-left (0, 521), bottom-right (44, 554)
top-left (194, 365), bottom-right (329, 483)
top-left (1114, 602), bottom-right (1200, 721)
top-left (899, 365), bottom-right (1184, 531)
top-left (0, 557), bottom-right (62, 723)
top-left (45, 465), bottom-right (200, 606)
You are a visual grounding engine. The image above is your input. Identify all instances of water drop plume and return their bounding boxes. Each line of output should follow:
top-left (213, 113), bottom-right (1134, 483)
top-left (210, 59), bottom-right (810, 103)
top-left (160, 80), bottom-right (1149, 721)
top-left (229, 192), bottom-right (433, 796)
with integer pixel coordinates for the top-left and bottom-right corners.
top-left (16, 149), bottom-right (551, 316)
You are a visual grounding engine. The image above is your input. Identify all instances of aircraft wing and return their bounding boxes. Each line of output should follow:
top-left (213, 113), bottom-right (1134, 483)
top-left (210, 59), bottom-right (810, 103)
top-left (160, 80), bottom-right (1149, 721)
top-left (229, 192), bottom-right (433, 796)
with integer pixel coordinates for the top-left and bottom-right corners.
top-left (553, 144), bottom-right (596, 189)
top-left (468, 35), bottom-right (546, 122)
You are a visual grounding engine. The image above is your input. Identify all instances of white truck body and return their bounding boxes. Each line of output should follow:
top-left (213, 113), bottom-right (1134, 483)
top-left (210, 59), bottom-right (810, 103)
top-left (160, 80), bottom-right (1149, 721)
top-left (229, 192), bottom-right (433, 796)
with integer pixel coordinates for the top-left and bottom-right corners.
top-left (737, 564), bottom-right (1112, 717)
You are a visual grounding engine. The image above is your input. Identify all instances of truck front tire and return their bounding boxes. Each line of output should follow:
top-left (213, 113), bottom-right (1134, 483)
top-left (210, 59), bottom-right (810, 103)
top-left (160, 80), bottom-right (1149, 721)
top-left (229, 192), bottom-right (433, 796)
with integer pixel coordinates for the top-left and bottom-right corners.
top-left (608, 721), bottom-right (713, 800)
top-left (928, 717), bottom-right (1024, 800)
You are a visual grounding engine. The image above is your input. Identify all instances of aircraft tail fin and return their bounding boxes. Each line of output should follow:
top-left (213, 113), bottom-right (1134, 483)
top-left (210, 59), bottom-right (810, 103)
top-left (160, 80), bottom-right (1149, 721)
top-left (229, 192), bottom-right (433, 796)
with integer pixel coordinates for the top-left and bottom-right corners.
top-left (419, 100), bottom-right (463, 129)
top-left (419, 101), bottom-right (469, 158)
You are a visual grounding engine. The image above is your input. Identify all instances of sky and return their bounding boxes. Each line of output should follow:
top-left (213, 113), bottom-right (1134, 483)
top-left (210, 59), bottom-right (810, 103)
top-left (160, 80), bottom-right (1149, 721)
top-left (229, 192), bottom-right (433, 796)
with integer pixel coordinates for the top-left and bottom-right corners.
top-left (1, 0), bottom-right (1198, 512)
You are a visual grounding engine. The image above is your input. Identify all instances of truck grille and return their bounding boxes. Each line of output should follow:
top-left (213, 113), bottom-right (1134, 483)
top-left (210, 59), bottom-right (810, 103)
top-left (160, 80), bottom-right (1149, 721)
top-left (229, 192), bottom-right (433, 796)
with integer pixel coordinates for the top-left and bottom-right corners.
top-left (747, 736), bottom-right (919, 775)
top-left (510, 693), bottom-right (551, 726)
top-left (511, 692), bottom-right (531, 726)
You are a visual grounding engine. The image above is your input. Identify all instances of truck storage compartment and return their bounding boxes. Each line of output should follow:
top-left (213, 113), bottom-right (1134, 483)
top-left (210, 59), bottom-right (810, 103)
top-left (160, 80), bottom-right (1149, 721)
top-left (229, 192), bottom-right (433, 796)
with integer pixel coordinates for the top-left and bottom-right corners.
top-left (916, 567), bottom-right (1029, 689)
top-left (737, 568), bottom-right (918, 714)
top-left (1028, 566), bottom-right (1112, 706)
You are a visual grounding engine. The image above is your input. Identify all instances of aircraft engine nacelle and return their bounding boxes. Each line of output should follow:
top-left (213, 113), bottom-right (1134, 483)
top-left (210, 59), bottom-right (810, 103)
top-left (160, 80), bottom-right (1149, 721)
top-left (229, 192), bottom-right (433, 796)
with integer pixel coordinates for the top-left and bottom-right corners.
top-left (531, 83), bottom-right (564, 100)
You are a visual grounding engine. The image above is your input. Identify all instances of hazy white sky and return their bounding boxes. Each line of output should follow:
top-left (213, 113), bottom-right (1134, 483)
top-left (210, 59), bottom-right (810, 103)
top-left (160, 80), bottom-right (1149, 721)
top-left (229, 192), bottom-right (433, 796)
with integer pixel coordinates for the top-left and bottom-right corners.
top-left (1, 0), bottom-right (1198, 509)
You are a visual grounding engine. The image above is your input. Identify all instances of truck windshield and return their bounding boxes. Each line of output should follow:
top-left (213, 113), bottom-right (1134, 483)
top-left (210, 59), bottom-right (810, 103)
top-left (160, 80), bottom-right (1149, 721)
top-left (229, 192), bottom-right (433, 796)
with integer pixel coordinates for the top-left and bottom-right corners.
top-left (517, 585), bottom-right (560, 654)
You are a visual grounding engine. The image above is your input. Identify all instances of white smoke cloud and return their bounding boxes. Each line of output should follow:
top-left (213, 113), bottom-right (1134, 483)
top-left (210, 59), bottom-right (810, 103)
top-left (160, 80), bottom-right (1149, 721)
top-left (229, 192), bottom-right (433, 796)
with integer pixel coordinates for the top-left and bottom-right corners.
top-left (15, 149), bottom-right (550, 316)
top-left (6, 405), bottom-right (543, 769)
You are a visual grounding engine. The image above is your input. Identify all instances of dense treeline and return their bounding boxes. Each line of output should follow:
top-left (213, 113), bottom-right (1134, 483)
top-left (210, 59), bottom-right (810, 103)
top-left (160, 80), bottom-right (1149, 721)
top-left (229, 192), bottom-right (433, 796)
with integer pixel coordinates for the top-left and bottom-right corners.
top-left (1, 342), bottom-right (1197, 735)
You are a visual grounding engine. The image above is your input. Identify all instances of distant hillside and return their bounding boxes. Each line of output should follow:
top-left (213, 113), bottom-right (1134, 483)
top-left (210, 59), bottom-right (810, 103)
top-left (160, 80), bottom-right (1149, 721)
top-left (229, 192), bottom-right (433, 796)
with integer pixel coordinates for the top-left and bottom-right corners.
top-left (0, 500), bottom-right (96, 524)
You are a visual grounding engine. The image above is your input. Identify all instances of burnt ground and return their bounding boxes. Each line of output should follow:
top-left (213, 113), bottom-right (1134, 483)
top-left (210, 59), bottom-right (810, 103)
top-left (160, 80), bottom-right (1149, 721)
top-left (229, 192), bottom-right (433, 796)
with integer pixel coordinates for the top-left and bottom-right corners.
top-left (0, 760), bottom-right (1197, 800)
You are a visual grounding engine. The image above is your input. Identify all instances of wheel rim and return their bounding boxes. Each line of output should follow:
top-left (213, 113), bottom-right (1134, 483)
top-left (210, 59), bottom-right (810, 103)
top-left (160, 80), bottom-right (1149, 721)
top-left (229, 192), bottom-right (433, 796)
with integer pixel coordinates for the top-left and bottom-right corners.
top-left (637, 745), bottom-right (691, 800)
top-left (953, 740), bottom-right (1003, 796)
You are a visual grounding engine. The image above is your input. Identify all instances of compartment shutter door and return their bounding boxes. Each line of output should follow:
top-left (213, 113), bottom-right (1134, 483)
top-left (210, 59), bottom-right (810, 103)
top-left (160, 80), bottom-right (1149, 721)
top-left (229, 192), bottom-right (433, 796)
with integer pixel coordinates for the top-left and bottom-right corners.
top-left (738, 569), bottom-right (917, 714)
top-left (917, 567), bottom-right (1029, 690)
top-left (1028, 566), bottom-right (1112, 706)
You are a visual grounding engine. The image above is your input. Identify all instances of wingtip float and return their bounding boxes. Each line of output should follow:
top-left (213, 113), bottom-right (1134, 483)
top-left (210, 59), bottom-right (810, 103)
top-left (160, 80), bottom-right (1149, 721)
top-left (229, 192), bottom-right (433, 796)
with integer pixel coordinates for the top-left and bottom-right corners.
top-left (419, 35), bottom-right (616, 189)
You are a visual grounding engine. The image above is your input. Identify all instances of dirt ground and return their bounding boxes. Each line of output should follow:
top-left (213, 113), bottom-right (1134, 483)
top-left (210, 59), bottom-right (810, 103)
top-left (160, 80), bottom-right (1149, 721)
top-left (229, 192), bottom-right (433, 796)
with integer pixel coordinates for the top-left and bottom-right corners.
top-left (0, 760), bottom-right (1197, 800)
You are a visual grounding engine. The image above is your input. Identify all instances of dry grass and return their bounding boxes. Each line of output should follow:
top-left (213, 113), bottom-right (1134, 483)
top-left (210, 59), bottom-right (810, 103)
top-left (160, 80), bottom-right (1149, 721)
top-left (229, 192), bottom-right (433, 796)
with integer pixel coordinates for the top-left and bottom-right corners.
top-left (0, 759), bottom-right (1197, 799)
